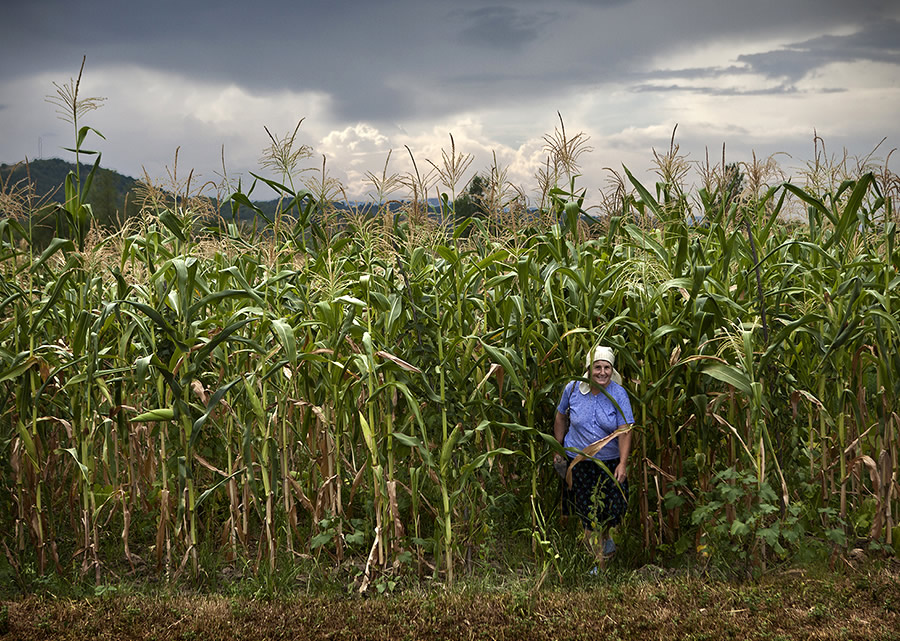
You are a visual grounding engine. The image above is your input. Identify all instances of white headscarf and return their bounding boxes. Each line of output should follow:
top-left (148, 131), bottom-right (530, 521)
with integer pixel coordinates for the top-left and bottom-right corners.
top-left (578, 344), bottom-right (623, 394)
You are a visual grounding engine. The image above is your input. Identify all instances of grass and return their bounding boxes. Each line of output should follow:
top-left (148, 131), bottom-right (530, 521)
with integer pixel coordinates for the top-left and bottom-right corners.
top-left (2, 559), bottom-right (898, 640)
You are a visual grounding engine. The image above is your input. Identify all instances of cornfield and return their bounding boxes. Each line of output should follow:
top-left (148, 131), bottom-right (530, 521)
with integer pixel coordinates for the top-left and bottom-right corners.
top-left (1, 87), bottom-right (899, 589)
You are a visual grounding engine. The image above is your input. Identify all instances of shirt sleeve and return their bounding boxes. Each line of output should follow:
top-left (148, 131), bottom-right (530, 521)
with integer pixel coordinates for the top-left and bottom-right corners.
top-left (613, 385), bottom-right (635, 426)
top-left (556, 381), bottom-right (575, 415)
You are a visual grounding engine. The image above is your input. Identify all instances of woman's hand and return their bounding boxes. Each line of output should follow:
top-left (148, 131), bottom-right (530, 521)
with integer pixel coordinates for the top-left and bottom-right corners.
top-left (553, 453), bottom-right (566, 465)
top-left (615, 428), bottom-right (632, 484)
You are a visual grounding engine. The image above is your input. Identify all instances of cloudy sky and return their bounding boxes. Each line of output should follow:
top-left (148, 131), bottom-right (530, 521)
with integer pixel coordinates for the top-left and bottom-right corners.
top-left (2, 0), bottom-right (899, 203)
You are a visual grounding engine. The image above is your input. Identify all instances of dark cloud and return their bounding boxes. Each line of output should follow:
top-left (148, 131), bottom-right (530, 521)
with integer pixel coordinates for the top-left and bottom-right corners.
top-left (1, 0), bottom-right (441, 122)
top-left (738, 19), bottom-right (900, 81)
top-left (638, 65), bottom-right (753, 80)
top-left (630, 83), bottom-right (805, 96)
top-left (4, 0), bottom-right (897, 123)
top-left (457, 6), bottom-right (557, 49)
top-left (0, 0), bottom-right (629, 125)
top-left (1, 0), bottom-right (898, 183)
top-left (567, 0), bottom-right (634, 5)
top-left (625, 19), bottom-right (900, 97)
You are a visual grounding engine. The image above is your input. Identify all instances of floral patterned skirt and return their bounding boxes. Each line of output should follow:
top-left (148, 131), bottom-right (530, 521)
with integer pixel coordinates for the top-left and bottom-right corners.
top-left (562, 458), bottom-right (628, 531)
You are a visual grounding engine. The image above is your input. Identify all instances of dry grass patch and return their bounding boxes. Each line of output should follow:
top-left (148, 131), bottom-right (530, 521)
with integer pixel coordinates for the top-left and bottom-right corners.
top-left (3, 562), bottom-right (899, 641)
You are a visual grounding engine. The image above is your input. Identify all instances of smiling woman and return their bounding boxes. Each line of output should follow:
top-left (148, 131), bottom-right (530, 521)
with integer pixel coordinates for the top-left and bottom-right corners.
top-left (553, 344), bottom-right (634, 566)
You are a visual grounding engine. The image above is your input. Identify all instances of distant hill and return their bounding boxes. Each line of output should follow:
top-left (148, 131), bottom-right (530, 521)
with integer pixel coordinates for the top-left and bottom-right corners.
top-left (1, 158), bottom-right (447, 246)
top-left (0, 158), bottom-right (141, 208)
top-left (1, 158), bottom-right (143, 245)
top-left (0, 158), bottom-right (280, 244)
top-left (2, 157), bottom-right (141, 206)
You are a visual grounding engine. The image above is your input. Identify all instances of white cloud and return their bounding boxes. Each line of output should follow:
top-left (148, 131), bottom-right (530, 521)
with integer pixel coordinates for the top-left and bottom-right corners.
top-left (319, 124), bottom-right (392, 167)
top-left (2, 2), bottom-right (897, 208)
top-left (803, 60), bottom-right (900, 92)
top-left (315, 124), bottom-right (396, 199)
top-left (1, 65), bottom-right (336, 189)
top-left (92, 66), bottom-right (333, 183)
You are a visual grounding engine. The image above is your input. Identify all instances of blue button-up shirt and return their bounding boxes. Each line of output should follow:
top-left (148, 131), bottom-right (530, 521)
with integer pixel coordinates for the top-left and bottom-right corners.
top-left (556, 380), bottom-right (634, 460)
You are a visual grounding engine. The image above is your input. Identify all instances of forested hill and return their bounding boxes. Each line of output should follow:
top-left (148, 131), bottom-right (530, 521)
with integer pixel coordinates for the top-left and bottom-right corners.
top-left (1, 159), bottom-right (443, 247)
top-left (0, 158), bottom-right (292, 246)
top-left (1, 158), bottom-right (141, 219)
top-left (1, 158), bottom-right (143, 245)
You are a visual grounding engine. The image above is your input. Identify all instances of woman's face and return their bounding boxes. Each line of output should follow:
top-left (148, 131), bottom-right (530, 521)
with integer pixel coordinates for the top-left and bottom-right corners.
top-left (590, 359), bottom-right (613, 388)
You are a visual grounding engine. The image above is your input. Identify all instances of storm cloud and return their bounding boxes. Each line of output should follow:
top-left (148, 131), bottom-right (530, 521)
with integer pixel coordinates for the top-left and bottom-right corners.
top-left (1, 0), bottom-right (898, 198)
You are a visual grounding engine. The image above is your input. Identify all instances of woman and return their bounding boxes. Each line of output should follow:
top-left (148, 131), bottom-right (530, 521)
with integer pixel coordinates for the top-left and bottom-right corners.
top-left (553, 345), bottom-right (633, 563)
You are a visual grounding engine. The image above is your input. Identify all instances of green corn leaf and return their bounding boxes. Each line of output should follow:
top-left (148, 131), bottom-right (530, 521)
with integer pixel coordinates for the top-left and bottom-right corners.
top-left (219, 266), bottom-right (265, 302)
top-left (159, 210), bottom-right (186, 242)
top-left (702, 363), bottom-right (753, 397)
top-left (243, 378), bottom-right (265, 423)
top-left (386, 295), bottom-right (403, 337)
top-left (191, 378), bottom-right (242, 449)
top-left (783, 182), bottom-right (836, 225)
top-left (194, 317), bottom-right (255, 370)
top-left (228, 192), bottom-right (274, 225)
top-left (29, 238), bottom-right (75, 273)
top-left (335, 295), bottom-right (367, 308)
top-left (121, 301), bottom-right (187, 351)
top-left (624, 166), bottom-right (663, 220)
top-left (187, 289), bottom-right (259, 319)
top-left (440, 423), bottom-right (464, 478)
top-left (477, 341), bottom-right (521, 391)
top-left (75, 125), bottom-right (106, 149)
top-left (248, 172), bottom-right (295, 197)
top-left (623, 223), bottom-right (669, 264)
top-left (826, 173), bottom-right (875, 251)
top-left (0, 216), bottom-right (29, 246)
top-left (30, 269), bottom-right (74, 334)
top-left (80, 151), bottom-right (103, 201)
top-left (15, 422), bottom-right (39, 469)
top-left (34, 354), bottom-right (90, 404)
top-left (63, 172), bottom-right (77, 214)
top-left (195, 468), bottom-right (244, 511)
top-left (131, 408), bottom-right (175, 422)
top-left (58, 447), bottom-right (90, 482)
top-left (455, 448), bottom-right (519, 488)
top-left (134, 355), bottom-right (152, 386)
top-left (270, 318), bottom-right (297, 364)
top-left (359, 411), bottom-right (377, 458)
top-left (391, 432), bottom-right (432, 464)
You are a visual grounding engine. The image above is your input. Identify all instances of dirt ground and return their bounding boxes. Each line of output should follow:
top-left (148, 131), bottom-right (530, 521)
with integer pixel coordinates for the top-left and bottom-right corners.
top-left (2, 562), bottom-right (899, 640)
